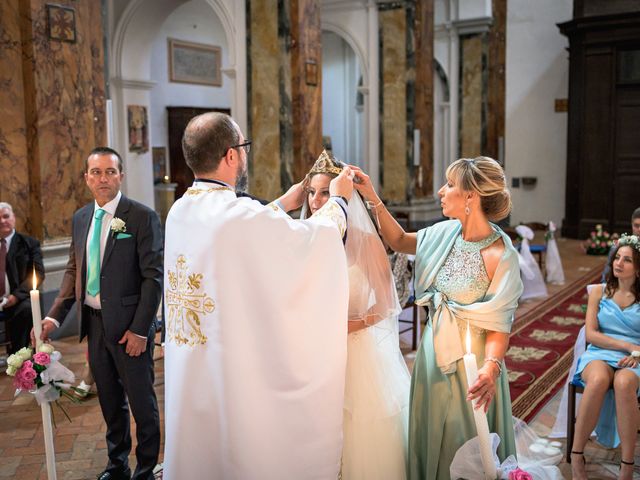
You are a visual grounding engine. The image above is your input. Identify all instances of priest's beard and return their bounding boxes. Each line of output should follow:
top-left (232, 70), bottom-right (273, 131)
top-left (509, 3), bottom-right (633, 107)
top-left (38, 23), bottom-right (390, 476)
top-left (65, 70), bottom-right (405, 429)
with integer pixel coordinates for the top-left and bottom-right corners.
top-left (235, 162), bottom-right (248, 193)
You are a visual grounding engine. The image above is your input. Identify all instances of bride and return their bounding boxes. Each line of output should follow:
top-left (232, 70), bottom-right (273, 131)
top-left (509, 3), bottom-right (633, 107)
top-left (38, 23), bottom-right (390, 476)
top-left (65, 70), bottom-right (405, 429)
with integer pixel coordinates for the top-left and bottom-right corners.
top-left (301, 151), bottom-right (411, 479)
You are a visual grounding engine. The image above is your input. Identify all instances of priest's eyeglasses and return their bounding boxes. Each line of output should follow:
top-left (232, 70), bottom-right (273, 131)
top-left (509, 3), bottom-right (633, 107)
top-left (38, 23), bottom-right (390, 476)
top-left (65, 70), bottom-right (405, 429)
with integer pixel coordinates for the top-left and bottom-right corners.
top-left (229, 141), bottom-right (252, 154)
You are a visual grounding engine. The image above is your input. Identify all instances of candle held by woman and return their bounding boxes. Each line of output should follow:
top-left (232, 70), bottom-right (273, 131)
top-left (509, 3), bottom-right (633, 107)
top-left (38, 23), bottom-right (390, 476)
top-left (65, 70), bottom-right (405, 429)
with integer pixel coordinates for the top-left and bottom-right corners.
top-left (462, 321), bottom-right (497, 480)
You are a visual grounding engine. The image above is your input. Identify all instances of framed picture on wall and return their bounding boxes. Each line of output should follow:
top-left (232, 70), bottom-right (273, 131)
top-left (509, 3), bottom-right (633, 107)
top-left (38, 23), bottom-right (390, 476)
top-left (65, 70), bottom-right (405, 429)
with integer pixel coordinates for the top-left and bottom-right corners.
top-left (152, 147), bottom-right (168, 184)
top-left (127, 105), bottom-right (149, 153)
top-left (46, 4), bottom-right (76, 43)
top-left (168, 38), bottom-right (222, 86)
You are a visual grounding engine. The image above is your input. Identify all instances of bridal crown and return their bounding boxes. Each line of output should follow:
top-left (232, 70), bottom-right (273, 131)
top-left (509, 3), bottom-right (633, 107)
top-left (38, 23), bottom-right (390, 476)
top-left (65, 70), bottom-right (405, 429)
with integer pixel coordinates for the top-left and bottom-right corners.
top-left (308, 150), bottom-right (343, 177)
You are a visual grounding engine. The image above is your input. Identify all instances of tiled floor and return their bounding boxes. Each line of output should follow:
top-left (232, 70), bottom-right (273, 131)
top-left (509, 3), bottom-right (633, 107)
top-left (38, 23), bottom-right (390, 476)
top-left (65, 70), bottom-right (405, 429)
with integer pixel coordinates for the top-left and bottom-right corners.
top-left (0, 237), bottom-right (637, 479)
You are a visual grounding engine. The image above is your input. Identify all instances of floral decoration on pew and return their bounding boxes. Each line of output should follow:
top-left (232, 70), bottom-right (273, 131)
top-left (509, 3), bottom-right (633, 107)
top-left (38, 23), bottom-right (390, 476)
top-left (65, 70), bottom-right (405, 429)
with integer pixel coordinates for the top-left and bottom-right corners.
top-left (5, 344), bottom-right (79, 421)
top-left (584, 224), bottom-right (618, 256)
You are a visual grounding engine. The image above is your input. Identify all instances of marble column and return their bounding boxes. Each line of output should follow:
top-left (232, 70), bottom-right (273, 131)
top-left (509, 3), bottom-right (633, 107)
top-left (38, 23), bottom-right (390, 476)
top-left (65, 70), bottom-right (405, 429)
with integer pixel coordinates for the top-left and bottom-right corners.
top-left (0, 1), bottom-right (30, 234)
top-left (290, 0), bottom-right (322, 182)
top-left (279, 0), bottom-right (295, 191)
top-left (459, 2), bottom-right (505, 163)
top-left (459, 34), bottom-right (484, 159)
top-left (248, 0), bottom-right (282, 200)
top-left (414, 0), bottom-right (435, 197)
top-left (486, 0), bottom-right (506, 163)
top-left (1, 0), bottom-right (106, 240)
top-left (380, 7), bottom-right (407, 202)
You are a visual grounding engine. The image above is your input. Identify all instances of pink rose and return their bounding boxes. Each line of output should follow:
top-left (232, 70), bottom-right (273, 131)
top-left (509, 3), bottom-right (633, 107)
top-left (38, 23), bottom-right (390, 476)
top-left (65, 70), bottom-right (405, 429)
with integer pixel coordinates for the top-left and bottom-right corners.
top-left (591, 242), bottom-right (596, 248)
top-left (32, 352), bottom-right (51, 366)
top-left (13, 367), bottom-right (35, 391)
top-left (509, 468), bottom-right (533, 480)
top-left (600, 241), bottom-right (607, 247)
top-left (13, 376), bottom-right (34, 391)
top-left (20, 361), bottom-right (37, 382)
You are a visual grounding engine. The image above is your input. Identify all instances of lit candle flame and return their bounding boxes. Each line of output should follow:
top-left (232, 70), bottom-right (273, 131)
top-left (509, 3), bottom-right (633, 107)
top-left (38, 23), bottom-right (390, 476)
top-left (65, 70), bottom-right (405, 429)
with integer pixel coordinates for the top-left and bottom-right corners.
top-left (465, 320), bottom-right (471, 354)
top-left (32, 267), bottom-right (38, 290)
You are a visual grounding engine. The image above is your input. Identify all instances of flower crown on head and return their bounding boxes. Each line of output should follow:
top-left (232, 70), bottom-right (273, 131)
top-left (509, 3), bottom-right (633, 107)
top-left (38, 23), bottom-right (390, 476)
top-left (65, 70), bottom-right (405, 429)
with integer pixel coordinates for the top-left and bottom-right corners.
top-left (618, 234), bottom-right (640, 253)
top-left (308, 149), bottom-right (343, 177)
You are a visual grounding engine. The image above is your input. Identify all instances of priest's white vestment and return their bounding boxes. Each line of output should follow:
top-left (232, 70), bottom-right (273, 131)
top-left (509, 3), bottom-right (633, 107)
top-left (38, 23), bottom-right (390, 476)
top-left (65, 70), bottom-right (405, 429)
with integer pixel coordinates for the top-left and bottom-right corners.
top-left (163, 183), bottom-right (349, 480)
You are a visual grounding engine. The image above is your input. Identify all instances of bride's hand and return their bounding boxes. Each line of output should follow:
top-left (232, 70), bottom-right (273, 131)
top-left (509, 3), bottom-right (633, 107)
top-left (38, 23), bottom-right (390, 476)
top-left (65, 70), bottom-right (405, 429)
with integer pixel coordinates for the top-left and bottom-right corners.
top-left (349, 166), bottom-right (381, 204)
top-left (467, 363), bottom-right (499, 413)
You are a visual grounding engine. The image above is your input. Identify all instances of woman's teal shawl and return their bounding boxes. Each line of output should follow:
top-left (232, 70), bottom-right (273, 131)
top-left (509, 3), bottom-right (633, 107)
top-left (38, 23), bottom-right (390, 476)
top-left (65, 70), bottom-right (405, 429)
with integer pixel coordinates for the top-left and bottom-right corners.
top-left (414, 220), bottom-right (523, 373)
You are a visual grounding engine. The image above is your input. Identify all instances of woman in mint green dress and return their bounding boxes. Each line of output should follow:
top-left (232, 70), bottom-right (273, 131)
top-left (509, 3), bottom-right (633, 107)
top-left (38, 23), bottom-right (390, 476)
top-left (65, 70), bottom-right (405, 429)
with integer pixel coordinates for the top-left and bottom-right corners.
top-left (352, 157), bottom-right (523, 479)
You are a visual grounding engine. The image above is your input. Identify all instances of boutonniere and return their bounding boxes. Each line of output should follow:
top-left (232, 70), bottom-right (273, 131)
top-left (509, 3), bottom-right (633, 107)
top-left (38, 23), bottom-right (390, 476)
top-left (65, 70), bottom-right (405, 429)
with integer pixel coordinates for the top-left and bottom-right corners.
top-left (110, 217), bottom-right (127, 236)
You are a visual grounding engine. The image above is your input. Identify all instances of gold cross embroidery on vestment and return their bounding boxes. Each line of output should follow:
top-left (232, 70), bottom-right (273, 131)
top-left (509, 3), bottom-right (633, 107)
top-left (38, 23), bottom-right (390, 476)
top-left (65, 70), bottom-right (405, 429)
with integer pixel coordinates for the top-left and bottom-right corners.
top-left (166, 255), bottom-right (214, 346)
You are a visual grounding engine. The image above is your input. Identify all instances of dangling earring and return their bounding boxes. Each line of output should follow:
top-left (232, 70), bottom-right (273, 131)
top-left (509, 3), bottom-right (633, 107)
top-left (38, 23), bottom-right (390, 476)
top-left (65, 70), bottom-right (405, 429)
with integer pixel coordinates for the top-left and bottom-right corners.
top-left (465, 202), bottom-right (471, 216)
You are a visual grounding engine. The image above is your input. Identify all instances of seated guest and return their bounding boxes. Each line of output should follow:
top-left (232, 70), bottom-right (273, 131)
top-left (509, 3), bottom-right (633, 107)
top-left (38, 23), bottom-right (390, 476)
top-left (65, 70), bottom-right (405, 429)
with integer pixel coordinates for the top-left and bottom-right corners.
top-left (602, 207), bottom-right (640, 281)
top-left (571, 235), bottom-right (640, 480)
top-left (0, 202), bottom-right (44, 353)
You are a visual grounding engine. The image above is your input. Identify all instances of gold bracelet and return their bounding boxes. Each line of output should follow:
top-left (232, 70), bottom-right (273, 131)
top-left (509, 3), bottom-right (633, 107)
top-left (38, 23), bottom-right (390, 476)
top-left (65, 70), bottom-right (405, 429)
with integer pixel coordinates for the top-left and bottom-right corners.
top-left (484, 356), bottom-right (503, 376)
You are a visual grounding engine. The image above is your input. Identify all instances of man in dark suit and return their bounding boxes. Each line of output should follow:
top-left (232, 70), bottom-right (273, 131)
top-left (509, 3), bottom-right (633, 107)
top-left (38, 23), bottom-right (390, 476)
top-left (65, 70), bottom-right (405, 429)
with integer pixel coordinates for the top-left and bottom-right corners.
top-left (39, 147), bottom-right (163, 480)
top-left (0, 202), bottom-right (45, 353)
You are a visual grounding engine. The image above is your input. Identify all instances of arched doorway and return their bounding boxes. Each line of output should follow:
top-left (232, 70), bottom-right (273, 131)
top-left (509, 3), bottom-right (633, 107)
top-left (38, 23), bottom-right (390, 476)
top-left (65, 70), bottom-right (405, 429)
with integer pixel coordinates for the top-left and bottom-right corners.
top-left (321, 30), bottom-right (366, 167)
top-left (110, 0), bottom-right (246, 207)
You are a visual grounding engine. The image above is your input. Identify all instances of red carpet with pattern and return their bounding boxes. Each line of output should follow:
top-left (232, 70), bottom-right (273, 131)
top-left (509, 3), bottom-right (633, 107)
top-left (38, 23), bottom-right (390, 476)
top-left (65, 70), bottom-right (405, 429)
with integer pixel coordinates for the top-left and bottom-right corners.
top-left (506, 267), bottom-right (602, 422)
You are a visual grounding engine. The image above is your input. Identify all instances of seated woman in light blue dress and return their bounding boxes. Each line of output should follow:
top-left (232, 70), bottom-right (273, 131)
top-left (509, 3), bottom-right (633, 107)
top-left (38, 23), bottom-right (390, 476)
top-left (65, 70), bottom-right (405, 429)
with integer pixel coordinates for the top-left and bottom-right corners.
top-left (571, 237), bottom-right (640, 480)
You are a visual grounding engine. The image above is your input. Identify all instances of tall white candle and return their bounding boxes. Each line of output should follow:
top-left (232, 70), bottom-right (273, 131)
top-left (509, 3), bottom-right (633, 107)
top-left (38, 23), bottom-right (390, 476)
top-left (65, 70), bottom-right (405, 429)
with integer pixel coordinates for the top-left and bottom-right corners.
top-left (30, 269), bottom-right (57, 480)
top-left (463, 322), bottom-right (497, 480)
top-left (30, 269), bottom-right (43, 349)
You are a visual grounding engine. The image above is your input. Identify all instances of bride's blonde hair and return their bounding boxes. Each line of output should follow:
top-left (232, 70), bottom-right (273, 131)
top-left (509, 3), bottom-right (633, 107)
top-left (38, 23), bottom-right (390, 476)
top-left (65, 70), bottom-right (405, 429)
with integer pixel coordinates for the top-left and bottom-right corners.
top-left (446, 156), bottom-right (511, 221)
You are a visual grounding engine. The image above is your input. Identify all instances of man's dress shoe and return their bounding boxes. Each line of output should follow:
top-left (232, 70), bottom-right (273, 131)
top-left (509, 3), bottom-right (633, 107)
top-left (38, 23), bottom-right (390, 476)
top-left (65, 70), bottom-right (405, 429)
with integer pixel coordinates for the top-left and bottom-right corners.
top-left (96, 469), bottom-right (131, 480)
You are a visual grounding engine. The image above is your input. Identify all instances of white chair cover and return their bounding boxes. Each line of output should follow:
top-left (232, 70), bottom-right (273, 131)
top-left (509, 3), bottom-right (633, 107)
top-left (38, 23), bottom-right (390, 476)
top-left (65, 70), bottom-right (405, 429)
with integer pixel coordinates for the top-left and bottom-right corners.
top-left (549, 285), bottom-right (597, 439)
top-left (549, 325), bottom-right (587, 438)
top-left (516, 225), bottom-right (548, 301)
top-left (545, 221), bottom-right (565, 285)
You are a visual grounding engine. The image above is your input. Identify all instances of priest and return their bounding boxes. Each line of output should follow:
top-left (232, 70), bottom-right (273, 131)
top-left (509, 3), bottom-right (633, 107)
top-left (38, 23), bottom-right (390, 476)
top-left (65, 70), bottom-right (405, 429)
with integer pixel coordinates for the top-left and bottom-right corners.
top-left (163, 112), bottom-right (353, 479)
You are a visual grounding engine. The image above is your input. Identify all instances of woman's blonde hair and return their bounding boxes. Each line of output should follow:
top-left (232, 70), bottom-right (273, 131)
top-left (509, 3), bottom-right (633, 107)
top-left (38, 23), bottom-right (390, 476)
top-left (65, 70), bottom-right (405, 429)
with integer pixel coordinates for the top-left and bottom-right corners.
top-left (445, 156), bottom-right (511, 221)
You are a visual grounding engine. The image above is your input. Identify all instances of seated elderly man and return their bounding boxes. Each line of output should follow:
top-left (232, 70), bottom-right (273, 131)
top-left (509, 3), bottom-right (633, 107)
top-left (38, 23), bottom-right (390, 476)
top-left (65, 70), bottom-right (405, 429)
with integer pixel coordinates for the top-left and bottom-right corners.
top-left (0, 202), bottom-right (44, 353)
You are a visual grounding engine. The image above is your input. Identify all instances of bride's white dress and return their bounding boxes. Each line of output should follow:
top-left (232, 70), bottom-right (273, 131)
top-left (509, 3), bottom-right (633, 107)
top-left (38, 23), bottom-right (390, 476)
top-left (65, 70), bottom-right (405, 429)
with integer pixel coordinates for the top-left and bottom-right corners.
top-left (341, 267), bottom-right (411, 479)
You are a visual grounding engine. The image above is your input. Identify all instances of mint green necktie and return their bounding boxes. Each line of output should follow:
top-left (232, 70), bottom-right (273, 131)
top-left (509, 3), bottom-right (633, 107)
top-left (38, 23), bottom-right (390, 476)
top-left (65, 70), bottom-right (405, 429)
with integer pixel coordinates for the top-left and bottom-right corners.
top-left (87, 208), bottom-right (106, 296)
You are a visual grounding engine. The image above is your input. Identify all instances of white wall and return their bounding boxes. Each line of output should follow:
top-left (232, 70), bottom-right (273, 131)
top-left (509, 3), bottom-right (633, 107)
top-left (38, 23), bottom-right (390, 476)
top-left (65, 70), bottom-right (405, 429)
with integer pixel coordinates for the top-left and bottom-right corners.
top-left (321, 1), bottom-right (379, 189)
top-left (322, 31), bottom-right (363, 165)
top-left (505, 0), bottom-right (572, 227)
top-left (149, 0), bottom-right (232, 167)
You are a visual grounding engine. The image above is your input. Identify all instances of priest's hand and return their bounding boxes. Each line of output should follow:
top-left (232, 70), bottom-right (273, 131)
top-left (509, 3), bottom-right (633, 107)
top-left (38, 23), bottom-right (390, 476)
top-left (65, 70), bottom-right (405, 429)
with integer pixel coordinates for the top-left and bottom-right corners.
top-left (277, 181), bottom-right (306, 212)
top-left (118, 330), bottom-right (147, 357)
top-left (467, 362), bottom-right (499, 413)
top-left (330, 166), bottom-right (354, 200)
